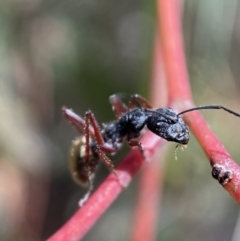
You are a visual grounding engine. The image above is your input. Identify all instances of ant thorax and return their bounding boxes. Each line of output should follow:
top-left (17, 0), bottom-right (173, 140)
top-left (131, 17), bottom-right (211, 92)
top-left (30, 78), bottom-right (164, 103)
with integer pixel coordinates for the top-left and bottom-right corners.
top-left (101, 108), bottom-right (149, 151)
top-left (101, 122), bottom-right (123, 151)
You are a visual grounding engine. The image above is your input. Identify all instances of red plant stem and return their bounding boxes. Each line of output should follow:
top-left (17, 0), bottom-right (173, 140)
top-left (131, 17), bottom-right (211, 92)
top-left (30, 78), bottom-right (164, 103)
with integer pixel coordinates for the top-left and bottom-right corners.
top-left (158, 0), bottom-right (192, 103)
top-left (47, 133), bottom-right (165, 241)
top-left (130, 34), bottom-right (167, 241)
top-left (150, 34), bottom-right (168, 108)
top-left (185, 111), bottom-right (240, 201)
top-left (158, 0), bottom-right (240, 203)
top-left (130, 155), bottom-right (165, 241)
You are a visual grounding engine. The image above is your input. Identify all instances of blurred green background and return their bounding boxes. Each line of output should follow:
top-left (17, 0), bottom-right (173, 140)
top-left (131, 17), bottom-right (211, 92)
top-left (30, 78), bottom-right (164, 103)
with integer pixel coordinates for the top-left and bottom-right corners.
top-left (1, 0), bottom-right (240, 240)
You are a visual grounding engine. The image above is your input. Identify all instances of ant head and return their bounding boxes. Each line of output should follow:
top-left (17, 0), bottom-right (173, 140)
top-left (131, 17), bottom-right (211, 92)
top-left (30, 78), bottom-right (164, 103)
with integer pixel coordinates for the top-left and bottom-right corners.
top-left (147, 108), bottom-right (190, 145)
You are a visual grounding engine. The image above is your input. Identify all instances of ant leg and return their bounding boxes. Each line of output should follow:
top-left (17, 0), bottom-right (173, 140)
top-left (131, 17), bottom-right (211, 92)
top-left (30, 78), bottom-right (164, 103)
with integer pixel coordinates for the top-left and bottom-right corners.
top-left (94, 145), bottom-right (116, 172)
top-left (85, 110), bottom-right (119, 154)
top-left (84, 110), bottom-right (93, 166)
top-left (85, 110), bottom-right (105, 145)
top-left (109, 93), bottom-right (153, 117)
top-left (85, 111), bottom-right (121, 183)
top-left (128, 94), bottom-right (153, 109)
top-left (94, 145), bottom-right (121, 184)
top-left (74, 109), bottom-right (93, 206)
top-left (109, 94), bottom-right (128, 118)
top-left (63, 108), bottom-right (116, 152)
top-left (62, 107), bottom-right (95, 136)
top-left (78, 111), bottom-right (121, 204)
top-left (78, 170), bottom-right (95, 207)
top-left (64, 108), bottom-right (95, 198)
top-left (127, 139), bottom-right (145, 158)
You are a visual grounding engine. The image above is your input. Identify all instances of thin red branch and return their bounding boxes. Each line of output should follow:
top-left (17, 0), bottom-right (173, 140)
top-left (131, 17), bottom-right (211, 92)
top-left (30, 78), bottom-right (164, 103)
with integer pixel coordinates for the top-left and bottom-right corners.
top-left (186, 111), bottom-right (240, 201)
top-left (130, 155), bottom-right (164, 241)
top-left (130, 34), bottom-right (167, 241)
top-left (158, 0), bottom-right (192, 104)
top-left (47, 133), bottom-right (164, 241)
top-left (158, 0), bottom-right (240, 203)
top-left (150, 34), bottom-right (168, 108)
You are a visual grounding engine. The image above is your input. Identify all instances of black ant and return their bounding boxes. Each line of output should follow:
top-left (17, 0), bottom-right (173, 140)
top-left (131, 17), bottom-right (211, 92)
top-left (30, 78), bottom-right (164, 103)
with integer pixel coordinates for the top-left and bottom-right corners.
top-left (63, 94), bottom-right (240, 206)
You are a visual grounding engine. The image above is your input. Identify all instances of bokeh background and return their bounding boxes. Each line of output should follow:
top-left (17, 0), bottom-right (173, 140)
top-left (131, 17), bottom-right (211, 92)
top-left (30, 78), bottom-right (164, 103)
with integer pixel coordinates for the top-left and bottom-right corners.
top-left (1, 0), bottom-right (240, 240)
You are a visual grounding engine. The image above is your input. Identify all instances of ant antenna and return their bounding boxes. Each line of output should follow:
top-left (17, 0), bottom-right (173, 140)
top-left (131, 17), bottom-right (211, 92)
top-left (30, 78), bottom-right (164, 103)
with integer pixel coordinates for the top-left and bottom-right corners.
top-left (177, 104), bottom-right (240, 118)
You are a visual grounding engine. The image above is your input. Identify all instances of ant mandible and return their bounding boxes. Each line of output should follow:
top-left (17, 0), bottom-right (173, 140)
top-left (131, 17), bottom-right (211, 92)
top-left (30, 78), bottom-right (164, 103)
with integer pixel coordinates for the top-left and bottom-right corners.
top-left (63, 93), bottom-right (240, 206)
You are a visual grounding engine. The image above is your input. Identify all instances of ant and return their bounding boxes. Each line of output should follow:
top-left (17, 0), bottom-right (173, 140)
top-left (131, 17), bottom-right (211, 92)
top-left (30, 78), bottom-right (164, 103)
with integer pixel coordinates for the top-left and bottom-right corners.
top-left (63, 94), bottom-right (240, 206)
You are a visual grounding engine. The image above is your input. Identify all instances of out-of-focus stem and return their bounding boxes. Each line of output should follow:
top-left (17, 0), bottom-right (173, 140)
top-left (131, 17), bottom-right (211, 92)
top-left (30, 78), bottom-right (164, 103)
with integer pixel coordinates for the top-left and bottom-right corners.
top-left (130, 34), bottom-right (167, 241)
top-left (158, 0), bottom-right (192, 106)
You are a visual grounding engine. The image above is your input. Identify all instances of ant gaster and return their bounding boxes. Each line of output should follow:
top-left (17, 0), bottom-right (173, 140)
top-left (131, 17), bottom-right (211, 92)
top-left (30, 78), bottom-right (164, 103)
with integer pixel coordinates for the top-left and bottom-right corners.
top-left (63, 94), bottom-right (240, 206)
